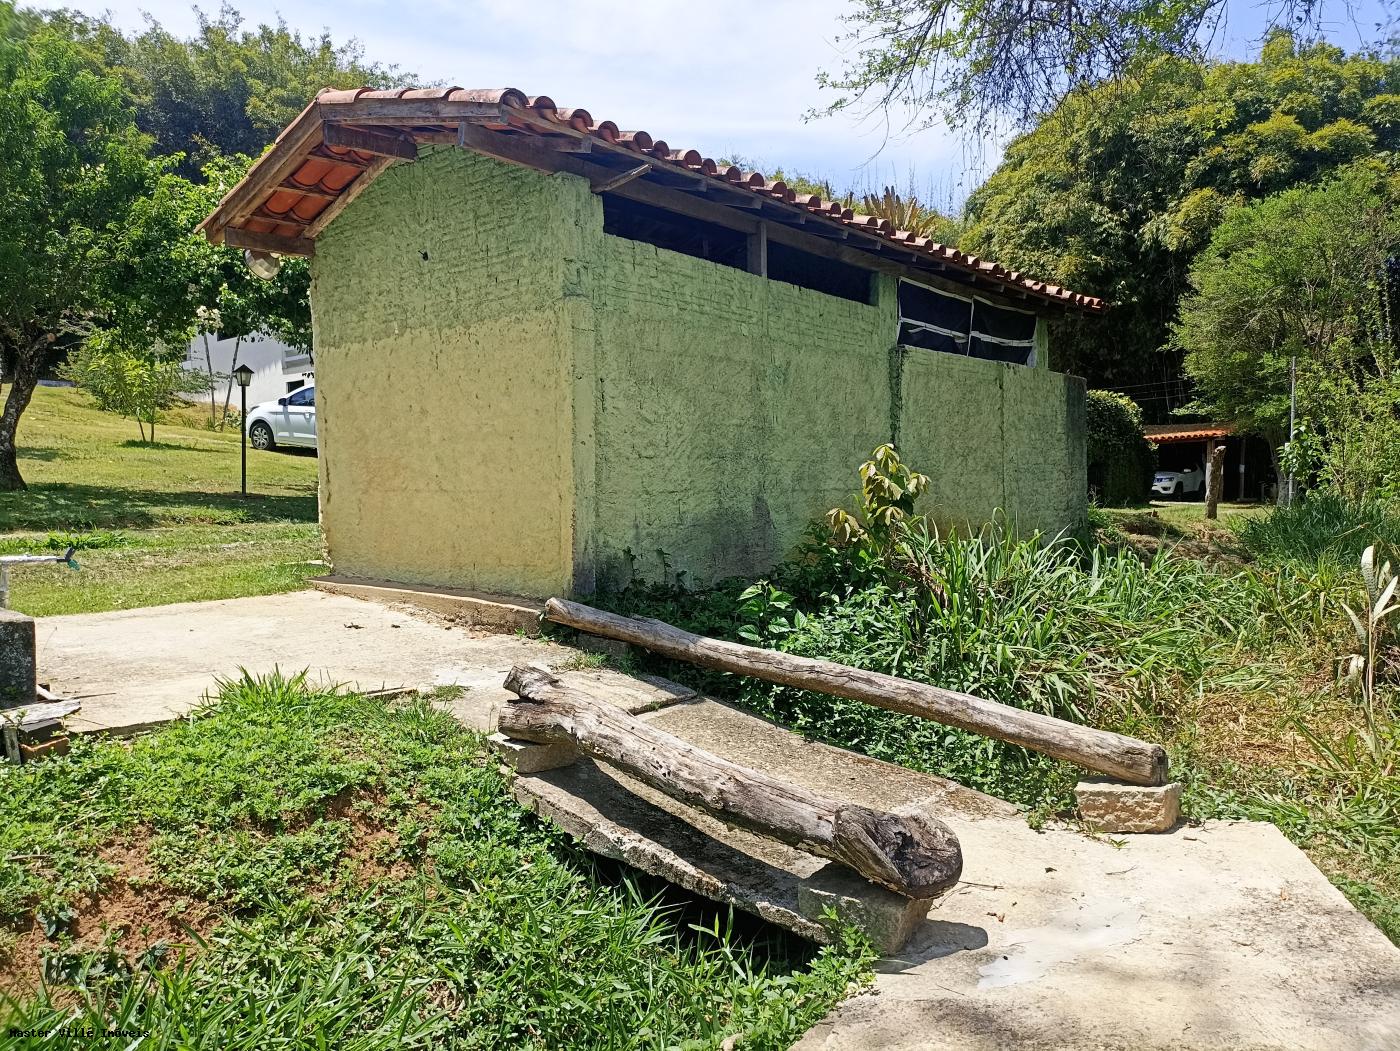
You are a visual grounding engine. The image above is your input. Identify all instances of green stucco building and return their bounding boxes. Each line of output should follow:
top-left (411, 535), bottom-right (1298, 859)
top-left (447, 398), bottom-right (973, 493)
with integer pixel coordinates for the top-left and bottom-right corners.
top-left (202, 87), bottom-right (1100, 599)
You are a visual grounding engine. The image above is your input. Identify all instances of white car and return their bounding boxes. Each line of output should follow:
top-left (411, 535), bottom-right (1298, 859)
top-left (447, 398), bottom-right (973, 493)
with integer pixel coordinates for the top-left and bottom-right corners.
top-left (247, 385), bottom-right (317, 451)
top-left (1152, 465), bottom-right (1204, 497)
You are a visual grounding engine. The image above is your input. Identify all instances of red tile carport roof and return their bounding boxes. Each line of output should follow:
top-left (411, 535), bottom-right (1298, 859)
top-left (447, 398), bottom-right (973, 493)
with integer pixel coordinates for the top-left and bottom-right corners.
top-left (200, 86), bottom-right (1106, 314)
top-left (1143, 424), bottom-right (1232, 443)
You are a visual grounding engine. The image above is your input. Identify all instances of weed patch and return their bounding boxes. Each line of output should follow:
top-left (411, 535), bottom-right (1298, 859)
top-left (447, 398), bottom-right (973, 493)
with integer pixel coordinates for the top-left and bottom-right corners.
top-left (0, 672), bottom-right (871, 1045)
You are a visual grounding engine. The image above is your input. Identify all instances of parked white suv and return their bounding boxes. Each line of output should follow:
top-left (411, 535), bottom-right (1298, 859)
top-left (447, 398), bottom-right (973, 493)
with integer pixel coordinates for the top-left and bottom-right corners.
top-left (247, 385), bottom-right (317, 451)
top-left (1152, 465), bottom-right (1204, 497)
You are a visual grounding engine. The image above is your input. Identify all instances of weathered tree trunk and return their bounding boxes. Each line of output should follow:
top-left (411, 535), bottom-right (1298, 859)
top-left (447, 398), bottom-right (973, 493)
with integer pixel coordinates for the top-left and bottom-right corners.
top-left (0, 338), bottom-right (44, 492)
top-left (543, 598), bottom-right (1170, 786)
top-left (501, 665), bottom-right (964, 899)
top-left (1205, 443), bottom-right (1226, 520)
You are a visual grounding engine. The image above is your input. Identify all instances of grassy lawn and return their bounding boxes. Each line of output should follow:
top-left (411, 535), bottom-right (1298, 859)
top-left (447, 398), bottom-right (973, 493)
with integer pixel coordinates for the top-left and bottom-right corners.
top-left (0, 675), bottom-right (870, 1046)
top-left (0, 386), bottom-right (321, 615)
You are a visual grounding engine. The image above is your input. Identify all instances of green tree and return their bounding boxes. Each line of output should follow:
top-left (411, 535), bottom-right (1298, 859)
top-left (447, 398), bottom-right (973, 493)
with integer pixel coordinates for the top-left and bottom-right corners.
top-left (1171, 162), bottom-right (1400, 497)
top-left (956, 36), bottom-right (1400, 389)
top-left (0, 5), bottom-right (156, 490)
top-left (138, 154), bottom-right (311, 427)
top-left (1086, 390), bottom-right (1153, 505)
top-left (54, 3), bottom-right (412, 179)
top-left (815, 0), bottom-right (1388, 132)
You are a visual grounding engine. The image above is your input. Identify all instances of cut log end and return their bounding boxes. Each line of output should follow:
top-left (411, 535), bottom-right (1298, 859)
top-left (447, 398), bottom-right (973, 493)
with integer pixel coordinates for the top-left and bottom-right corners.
top-left (504, 663), bottom-right (560, 698)
top-left (833, 805), bottom-right (963, 899)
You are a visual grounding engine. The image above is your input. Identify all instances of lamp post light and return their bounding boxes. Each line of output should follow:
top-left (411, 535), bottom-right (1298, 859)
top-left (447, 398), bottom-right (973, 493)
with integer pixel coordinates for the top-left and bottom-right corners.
top-left (233, 364), bottom-right (254, 496)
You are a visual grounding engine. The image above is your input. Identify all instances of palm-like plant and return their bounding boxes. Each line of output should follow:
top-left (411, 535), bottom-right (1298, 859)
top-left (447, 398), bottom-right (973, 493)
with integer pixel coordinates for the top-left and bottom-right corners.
top-left (858, 186), bottom-right (951, 238)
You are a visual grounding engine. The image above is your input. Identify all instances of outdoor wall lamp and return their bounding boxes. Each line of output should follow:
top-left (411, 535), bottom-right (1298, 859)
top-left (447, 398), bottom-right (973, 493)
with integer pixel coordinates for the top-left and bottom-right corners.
top-left (234, 364), bottom-right (255, 497)
top-left (244, 248), bottom-right (282, 280)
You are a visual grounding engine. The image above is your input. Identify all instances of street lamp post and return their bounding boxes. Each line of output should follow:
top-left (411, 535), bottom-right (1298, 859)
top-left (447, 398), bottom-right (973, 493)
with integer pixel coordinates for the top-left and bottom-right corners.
top-left (233, 364), bottom-right (254, 496)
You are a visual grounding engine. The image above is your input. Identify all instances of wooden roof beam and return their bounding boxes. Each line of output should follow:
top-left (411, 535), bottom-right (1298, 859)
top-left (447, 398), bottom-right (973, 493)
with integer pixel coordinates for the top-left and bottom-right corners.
top-left (224, 227), bottom-right (315, 257)
top-left (323, 123), bottom-right (418, 160)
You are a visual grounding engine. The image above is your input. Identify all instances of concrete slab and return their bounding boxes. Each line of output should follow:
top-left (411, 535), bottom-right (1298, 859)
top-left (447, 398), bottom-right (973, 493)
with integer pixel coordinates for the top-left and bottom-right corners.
top-left (797, 817), bottom-right (1400, 1050)
top-left (514, 755), bottom-right (832, 943)
top-left (35, 591), bottom-right (570, 735)
top-left (524, 699), bottom-right (1400, 1050)
top-left (35, 592), bottom-right (699, 737)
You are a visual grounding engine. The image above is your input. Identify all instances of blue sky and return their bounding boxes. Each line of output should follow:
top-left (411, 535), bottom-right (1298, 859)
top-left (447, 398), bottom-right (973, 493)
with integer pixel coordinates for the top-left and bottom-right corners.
top-left (47, 0), bottom-right (1397, 205)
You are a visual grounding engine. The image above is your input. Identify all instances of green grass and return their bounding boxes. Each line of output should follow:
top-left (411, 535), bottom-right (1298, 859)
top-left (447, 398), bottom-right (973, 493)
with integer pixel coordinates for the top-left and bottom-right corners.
top-left (0, 386), bottom-right (321, 615)
top-left (0, 673), bottom-right (872, 1046)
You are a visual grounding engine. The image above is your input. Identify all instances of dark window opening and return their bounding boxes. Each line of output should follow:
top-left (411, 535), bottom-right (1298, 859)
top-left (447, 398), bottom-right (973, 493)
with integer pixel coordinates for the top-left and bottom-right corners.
top-left (898, 280), bottom-right (1037, 366)
top-left (766, 242), bottom-right (873, 304)
top-left (602, 194), bottom-right (747, 271)
top-left (602, 193), bottom-right (877, 305)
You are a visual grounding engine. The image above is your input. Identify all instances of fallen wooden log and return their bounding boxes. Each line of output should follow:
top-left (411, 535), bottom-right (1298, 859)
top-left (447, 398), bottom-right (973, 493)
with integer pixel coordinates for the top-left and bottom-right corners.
top-left (501, 665), bottom-right (963, 899)
top-left (543, 598), bottom-right (1169, 787)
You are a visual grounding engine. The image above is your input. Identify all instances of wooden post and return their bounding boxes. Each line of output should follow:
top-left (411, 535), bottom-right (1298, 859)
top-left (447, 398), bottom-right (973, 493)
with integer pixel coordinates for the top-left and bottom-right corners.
top-left (1206, 443), bottom-right (1226, 520)
top-left (543, 598), bottom-right (1170, 786)
top-left (501, 665), bottom-right (964, 899)
top-left (747, 221), bottom-right (768, 277)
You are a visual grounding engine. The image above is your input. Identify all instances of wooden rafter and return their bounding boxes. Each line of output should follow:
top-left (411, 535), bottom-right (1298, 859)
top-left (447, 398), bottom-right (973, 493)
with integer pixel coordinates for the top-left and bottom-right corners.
top-left (323, 122), bottom-right (418, 160)
top-left (223, 227), bottom-right (315, 257)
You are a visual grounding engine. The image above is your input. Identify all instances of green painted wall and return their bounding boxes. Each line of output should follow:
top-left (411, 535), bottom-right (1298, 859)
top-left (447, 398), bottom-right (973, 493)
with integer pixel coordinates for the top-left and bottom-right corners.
top-left (580, 229), bottom-right (894, 589)
top-left (310, 148), bottom-right (588, 596)
top-left (898, 350), bottom-right (1086, 538)
top-left (310, 149), bottom-right (1087, 598)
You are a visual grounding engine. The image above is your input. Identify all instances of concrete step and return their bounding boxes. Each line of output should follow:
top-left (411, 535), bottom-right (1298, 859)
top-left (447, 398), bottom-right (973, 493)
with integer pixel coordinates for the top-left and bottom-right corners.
top-left (310, 575), bottom-right (543, 634)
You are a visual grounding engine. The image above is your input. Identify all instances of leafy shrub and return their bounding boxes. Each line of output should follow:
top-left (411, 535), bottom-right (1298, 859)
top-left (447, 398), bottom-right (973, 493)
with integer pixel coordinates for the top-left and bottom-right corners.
top-left (1086, 390), bottom-right (1153, 506)
top-left (59, 337), bottom-right (206, 443)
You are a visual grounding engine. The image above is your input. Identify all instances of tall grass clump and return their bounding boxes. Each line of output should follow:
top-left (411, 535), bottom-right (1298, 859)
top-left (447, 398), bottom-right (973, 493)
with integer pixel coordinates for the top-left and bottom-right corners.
top-left (735, 519), bottom-right (1278, 807)
top-left (605, 447), bottom-right (1283, 808)
top-left (1236, 491), bottom-right (1400, 570)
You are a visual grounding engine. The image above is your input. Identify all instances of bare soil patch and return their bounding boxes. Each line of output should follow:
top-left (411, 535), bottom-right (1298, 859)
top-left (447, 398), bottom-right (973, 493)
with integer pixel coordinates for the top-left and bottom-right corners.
top-left (0, 832), bottom-right (219, 999)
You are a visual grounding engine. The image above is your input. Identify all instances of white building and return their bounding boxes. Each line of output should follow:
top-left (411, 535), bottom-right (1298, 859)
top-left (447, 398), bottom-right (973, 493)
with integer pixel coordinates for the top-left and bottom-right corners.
top-left (182, 331), bottom-right (313, 410)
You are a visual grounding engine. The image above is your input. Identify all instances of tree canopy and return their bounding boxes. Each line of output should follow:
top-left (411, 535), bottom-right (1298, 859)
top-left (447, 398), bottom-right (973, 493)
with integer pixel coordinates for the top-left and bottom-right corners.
top-left (51, 2), bottom-right (412, 179)
top-left (1172, 161), bottom-right (1400, 496)
top-left (0, 4), bottom-right (156, 488)
top-left (0, 3), bottom-right (336, 488)
top-left (954, 34), bottom-right (1400, 393)
top-left (816, 0), bottom-right (1385, 132)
